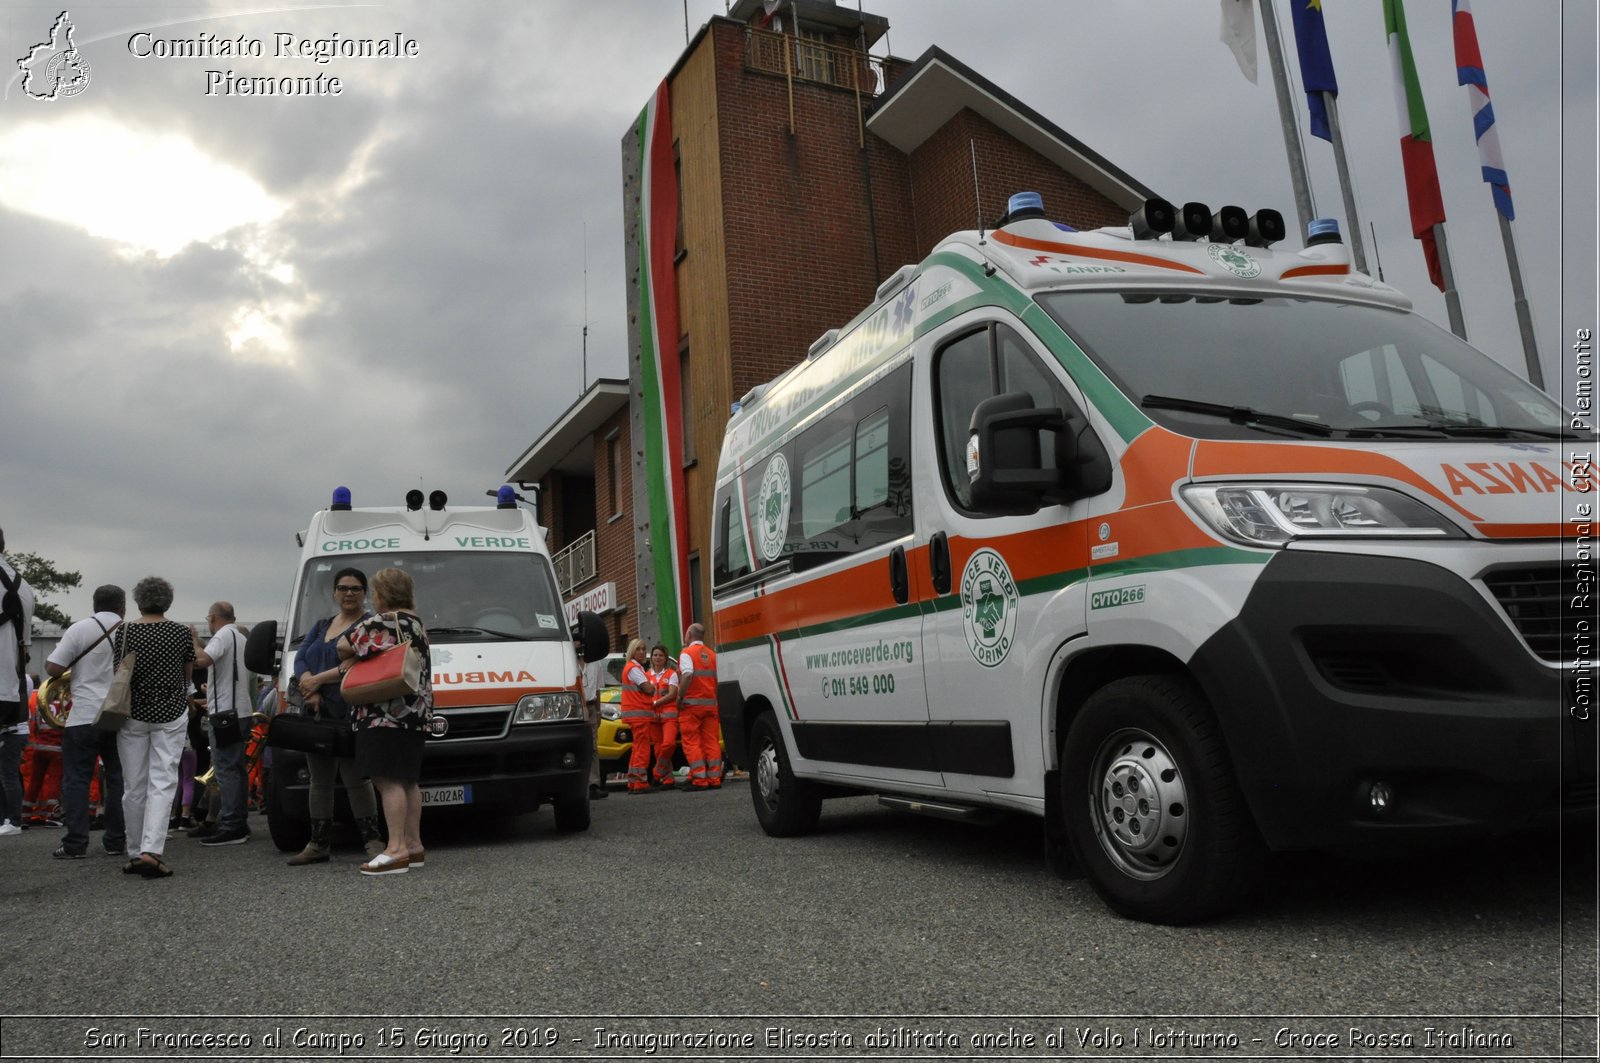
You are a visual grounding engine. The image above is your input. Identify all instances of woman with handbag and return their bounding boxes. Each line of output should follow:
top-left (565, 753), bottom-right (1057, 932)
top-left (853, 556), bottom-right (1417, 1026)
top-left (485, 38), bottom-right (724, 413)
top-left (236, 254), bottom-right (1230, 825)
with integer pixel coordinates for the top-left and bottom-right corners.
top-left (337, 567), bottom-right (432, 877)
top-left (114, 576), bottom-right (196, 878)
top-left (288, 567), bottom-right (382, 865)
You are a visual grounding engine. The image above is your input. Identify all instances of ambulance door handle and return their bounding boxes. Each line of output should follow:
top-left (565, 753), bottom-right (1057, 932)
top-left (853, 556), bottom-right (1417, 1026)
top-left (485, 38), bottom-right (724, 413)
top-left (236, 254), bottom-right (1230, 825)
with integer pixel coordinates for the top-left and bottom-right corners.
top-left (889, 546), bottom-right (909, 605)
top-left (930, 532), bottom-right (951, 596)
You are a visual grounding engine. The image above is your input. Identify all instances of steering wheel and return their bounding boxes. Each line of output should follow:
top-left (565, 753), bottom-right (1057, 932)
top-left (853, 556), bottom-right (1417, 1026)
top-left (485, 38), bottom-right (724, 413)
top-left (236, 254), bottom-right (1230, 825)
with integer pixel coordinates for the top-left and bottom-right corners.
top-left (1349, 400), bottom-right (1392, 421)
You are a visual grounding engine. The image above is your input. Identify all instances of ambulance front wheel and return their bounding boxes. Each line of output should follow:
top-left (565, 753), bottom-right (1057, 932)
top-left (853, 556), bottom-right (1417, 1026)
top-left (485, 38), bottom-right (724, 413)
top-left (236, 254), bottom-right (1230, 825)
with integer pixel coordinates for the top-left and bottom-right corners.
top-left (265, 767), bottom-right (310, 853)
top-left (1061, 675), bottom-right (1263, 925)
top-left (749, 710), bottom-right (822, 837)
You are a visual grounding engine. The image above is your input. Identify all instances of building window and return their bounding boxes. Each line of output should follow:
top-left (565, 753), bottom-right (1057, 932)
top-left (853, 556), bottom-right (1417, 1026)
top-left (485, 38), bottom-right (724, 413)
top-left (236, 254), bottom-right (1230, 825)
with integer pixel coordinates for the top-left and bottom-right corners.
top-left (679, 341), bottom-right (695, 465)
top-left (688, 552), bottom-right (703, 628)
top-left (606, 435), bottom-right (620, 516)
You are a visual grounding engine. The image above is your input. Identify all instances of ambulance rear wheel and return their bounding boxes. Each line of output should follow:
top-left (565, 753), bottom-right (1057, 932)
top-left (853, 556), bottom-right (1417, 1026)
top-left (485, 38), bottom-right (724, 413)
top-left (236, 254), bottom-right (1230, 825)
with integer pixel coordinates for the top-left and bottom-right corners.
top-left (749, 711), bottom-right (821, 837)
top-left (1061, 675), bottom-right (1262, 925)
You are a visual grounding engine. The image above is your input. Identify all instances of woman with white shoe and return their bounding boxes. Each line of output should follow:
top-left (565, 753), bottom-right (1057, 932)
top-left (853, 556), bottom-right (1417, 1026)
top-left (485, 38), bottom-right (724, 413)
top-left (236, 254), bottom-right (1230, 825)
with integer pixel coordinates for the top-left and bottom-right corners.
top-left (338, 567), bottom-right (432, 877)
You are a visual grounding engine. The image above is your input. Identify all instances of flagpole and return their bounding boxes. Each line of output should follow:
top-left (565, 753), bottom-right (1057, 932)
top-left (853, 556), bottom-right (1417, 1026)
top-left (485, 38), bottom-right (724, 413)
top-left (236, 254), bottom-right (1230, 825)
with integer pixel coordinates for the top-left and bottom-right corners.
top-left (1319, 91), bottom-right (1369, 274)
top-left (1258, 0), bottom-right (1315, 237)
top-left (1498, 214), bottom-right (1543, 387)
top-left (1432, 222), bottom-right (1468, 339)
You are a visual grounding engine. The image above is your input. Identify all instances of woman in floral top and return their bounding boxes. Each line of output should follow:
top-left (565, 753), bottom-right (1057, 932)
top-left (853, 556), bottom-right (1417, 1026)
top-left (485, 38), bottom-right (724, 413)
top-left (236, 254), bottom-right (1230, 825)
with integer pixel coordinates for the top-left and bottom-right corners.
top-left (338, 567), bottom-right (431, 876)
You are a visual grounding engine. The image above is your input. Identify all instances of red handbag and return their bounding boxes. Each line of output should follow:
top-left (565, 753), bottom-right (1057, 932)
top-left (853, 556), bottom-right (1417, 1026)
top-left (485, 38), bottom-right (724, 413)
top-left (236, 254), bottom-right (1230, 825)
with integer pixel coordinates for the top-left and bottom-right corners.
top-left (341, 616), bottom-right (424, 710)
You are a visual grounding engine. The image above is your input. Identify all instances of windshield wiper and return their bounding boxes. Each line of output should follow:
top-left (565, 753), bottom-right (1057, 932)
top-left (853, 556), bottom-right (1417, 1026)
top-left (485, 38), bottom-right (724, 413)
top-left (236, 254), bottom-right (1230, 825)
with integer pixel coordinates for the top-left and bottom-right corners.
top-left (1142, 394), bottom-right (1333, 437)
top-left (428, 625), bottom-right (523, 641)
top-left (1426, 424), bottom-right (1573, 441)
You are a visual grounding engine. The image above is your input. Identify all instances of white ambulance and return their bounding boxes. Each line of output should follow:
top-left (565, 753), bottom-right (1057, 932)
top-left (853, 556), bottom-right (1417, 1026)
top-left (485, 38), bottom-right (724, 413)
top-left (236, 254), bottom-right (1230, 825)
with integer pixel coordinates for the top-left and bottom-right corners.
top-left (711, 193), bottom-right (1593, 924)
top-left (246, 486), bottom-right (598, 849)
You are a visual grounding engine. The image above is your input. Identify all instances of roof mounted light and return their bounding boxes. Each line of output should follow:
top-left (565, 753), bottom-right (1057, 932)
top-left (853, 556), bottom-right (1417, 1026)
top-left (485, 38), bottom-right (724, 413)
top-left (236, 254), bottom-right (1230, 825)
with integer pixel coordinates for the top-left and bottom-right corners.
top-left (496, 485), bottom-right (517, 509)
top-left (997, 191), bottom-right (1046, 227)
top-left (1209, 205), bottom-right (1249, 242)
top-left (1129, 197), bottom-right (1176, 240)
top-left (806, 328), bottom-right (839, 360)
top-left (330, 486), bottom-right (352, 512)
top-left (1306, 217), bottom-right (1343, 246)
top-left (428, 490), bottom-right (448, 512)
top-left (1175, 202), bottom-right (1212, 241)
top-left (1246, 209), bottom-right (1286, 248)
top-left (405, 489), bottom-right (424, 511)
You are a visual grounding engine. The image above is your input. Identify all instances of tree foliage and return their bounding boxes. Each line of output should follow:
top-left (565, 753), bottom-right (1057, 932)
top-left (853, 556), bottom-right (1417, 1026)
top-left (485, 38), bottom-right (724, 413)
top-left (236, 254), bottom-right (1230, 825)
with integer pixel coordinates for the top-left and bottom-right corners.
top-left (3, 551), bottom-right (82, 632)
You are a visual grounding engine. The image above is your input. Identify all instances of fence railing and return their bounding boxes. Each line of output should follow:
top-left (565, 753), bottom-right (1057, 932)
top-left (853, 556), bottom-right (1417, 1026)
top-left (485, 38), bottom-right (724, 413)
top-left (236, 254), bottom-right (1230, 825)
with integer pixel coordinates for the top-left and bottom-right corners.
top-left (552, 529), bottom-right (596, 596)
top-left (745, 27), bottom-right (885, 97)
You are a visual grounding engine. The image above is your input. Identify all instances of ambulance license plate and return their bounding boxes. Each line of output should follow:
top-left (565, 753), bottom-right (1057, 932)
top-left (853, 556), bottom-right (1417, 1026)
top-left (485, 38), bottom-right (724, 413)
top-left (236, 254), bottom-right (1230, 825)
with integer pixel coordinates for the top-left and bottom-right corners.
top-left (420, 784), bottom-right (472, 807)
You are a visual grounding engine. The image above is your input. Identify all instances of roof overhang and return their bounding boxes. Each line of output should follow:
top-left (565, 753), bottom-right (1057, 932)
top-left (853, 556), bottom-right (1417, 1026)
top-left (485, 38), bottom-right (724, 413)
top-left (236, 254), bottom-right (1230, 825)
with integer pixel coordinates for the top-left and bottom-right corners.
top-left (727, 0), bottom-right (889, 47)
top-left (867, 47), bottom-right (1156, 210)
top-left (504, 379), bottom-right (629, 482)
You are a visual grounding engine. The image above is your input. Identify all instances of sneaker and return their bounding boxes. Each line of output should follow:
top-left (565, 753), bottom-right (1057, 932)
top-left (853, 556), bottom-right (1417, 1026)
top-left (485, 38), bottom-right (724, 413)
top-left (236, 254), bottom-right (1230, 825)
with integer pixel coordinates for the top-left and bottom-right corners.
top-left (52, 846), bottom-right (87, 860)
top-left (200, 826), bottom-right (251, 847)
top-left (187, 821), bottom-right (218, 839)
top-left (0, 822), bottom-right (21, 837)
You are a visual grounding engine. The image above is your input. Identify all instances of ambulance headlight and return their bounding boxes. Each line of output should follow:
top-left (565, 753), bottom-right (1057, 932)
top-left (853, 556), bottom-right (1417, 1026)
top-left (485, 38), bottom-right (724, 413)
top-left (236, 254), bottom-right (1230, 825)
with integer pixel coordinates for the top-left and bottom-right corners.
top-left (513, 691), bottom-right (583, 723)
top-left (1181, 484), bottom-right (1463, 546)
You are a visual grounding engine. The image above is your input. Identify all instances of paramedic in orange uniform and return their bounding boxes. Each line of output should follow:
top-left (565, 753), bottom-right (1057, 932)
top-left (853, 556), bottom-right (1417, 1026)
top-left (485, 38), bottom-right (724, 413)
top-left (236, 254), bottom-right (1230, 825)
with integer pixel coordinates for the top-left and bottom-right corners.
top-left (677, 623), bottom-right (721, 791)
top-left (619, 639), bottom-right (658, 794)
top-left (648, 645), bottom-right (679, 788)
top-left (26, 686), bottom-right (64, 824)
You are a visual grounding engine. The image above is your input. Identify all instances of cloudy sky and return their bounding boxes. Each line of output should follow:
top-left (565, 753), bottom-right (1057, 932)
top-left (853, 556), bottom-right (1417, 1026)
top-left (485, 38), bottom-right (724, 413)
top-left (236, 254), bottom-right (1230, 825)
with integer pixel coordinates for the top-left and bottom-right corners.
top-left (2, 0), bottom-right (1594, 627)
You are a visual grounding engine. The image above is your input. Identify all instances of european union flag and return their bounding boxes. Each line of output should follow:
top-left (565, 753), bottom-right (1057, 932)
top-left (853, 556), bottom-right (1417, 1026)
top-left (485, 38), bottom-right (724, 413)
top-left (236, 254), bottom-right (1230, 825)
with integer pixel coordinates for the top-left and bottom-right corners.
top-left (1291, 0), bottom-right (1338, 141)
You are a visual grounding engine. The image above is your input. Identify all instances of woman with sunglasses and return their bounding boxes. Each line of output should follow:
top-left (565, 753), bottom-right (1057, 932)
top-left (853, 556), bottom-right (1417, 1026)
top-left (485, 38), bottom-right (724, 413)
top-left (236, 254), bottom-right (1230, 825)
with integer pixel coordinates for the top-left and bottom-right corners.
top-left (288, 567), bottom-right (382, 864)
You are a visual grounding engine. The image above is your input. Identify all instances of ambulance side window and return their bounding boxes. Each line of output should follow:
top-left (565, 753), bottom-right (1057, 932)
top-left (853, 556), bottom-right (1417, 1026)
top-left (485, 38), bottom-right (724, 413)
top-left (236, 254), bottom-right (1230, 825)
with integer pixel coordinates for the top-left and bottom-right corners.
top-left (712, 488), bottom-right (751, 587)
top-left (935, 323), bottom-right (1094, 512)
top-left (790, 363), bottom-right (914, 571)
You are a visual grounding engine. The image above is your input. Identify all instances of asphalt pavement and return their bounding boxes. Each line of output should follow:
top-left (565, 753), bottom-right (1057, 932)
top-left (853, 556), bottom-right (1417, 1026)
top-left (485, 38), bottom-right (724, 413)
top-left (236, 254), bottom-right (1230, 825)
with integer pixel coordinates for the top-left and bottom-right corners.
top-left (0, 782), bottom-right (1593, 1060)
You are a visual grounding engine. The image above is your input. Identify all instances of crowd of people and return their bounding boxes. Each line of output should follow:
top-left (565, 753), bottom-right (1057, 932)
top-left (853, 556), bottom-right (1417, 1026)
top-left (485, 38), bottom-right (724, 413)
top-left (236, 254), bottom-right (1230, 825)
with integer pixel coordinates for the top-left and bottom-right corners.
top-left (3, 526), bottom-right (740, 882)
top-left (0, 530), bottom-right (437, 879)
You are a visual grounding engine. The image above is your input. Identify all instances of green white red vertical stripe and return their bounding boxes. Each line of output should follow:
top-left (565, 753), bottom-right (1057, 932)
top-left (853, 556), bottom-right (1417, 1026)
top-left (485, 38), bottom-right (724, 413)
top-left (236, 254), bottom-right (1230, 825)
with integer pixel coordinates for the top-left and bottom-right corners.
top-left (1384, 0), bottom-right (1447, 290)
top-left (635, 83), bottom-right (691, 641)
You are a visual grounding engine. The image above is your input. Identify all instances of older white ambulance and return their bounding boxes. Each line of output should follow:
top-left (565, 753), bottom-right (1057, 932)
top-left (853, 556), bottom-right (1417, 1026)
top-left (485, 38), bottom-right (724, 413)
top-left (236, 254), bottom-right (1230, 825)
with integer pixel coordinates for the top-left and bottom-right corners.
top-left (712, 193), bottom-right (1593, 924)
top-left (246, 486), bottom-right (596, 849)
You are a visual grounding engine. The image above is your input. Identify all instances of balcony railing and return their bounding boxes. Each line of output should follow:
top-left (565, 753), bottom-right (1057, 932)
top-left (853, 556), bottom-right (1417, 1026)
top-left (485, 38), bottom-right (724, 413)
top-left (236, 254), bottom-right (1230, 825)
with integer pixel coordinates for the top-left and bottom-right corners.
top-left (552, 530), bottom-right (596, 596)
top-left (745, 27), bottom-right (885, 97)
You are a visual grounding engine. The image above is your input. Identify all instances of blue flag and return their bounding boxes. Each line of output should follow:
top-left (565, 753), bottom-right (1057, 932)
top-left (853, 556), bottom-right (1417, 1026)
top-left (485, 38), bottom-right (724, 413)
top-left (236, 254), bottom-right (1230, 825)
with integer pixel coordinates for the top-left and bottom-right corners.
top-left (1291, 0), bottom-right (1338, 140)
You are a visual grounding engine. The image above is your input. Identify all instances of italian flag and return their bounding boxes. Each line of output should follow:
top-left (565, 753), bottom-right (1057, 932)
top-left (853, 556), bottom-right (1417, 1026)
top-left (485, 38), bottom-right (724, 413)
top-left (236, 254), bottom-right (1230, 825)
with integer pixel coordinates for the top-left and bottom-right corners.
top-left (634, 82), bottom-right (691, 642)
top-left (1384, 0), bottom-right (1447, 290)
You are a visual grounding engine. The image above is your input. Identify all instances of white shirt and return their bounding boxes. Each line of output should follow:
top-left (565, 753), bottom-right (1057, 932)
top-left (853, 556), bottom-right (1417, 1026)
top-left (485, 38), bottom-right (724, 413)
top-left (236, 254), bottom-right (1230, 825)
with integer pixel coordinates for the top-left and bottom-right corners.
top-left (46, 611), bottom-right (123, 729)
top-left (581, 658), bottom-right (607, 705)
top-left (0, 560), bottom-right (34, 703)
top-left (204, 625), bottom-right (249, 715)
top-left (678, 641), bottom-right (705, 678)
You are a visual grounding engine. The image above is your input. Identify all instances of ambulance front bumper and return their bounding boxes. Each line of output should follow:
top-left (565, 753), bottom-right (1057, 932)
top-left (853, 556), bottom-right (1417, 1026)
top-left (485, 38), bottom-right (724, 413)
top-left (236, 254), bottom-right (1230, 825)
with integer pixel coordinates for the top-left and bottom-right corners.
top-left (1189, 549), bottom-right (1593, 851)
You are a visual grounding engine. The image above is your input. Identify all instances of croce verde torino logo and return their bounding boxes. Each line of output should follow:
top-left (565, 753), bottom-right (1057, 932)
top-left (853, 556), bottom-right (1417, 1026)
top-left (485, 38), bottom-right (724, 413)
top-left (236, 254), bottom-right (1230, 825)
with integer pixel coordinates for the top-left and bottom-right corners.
top-left (756, 452), bottom-right (792, 562)
top-left (960, 548), bottom-right (1018, 667)
top-left (1206, 243), bottom-right (1262, 279)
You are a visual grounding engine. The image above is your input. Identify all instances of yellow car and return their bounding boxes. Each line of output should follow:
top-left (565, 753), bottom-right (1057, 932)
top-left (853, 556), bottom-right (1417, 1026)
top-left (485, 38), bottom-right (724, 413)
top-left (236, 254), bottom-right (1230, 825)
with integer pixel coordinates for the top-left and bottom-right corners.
top-left (594, 653), bottom-right (724, 783)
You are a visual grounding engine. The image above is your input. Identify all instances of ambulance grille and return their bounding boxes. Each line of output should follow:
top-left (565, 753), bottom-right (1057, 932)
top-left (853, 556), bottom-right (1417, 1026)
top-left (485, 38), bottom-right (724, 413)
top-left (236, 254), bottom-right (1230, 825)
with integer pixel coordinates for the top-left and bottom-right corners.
top-left (433, 708), bottom-right (511, 741)
top-left (1482, 566), bottom-right (1566, 663)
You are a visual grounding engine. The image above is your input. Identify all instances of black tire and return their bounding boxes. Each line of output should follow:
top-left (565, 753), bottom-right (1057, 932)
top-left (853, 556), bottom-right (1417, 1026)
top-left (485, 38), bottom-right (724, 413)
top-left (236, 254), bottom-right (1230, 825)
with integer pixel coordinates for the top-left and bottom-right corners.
top-left (748, 711), bottom-right (821, 837)
top-left (265, 767), bottom-right (310, 853)
top-left (1061, 674), bottom-right (1263, 925)
top-left (552, 791), bottom-right (591, 833)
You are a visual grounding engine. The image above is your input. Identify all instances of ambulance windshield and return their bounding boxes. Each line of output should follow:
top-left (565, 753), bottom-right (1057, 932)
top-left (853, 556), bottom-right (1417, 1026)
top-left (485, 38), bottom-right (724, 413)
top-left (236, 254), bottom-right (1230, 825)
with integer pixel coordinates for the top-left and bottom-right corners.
top-left (288, 551), bottom-right (568, 648)
top-left (1038, 293), bottom-right (1570, 440)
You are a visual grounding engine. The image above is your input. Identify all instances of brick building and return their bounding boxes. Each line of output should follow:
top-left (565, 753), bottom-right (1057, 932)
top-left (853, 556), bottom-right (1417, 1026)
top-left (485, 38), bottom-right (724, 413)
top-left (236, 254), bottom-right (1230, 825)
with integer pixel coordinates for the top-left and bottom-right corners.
top-left (508, 0), bottom-right (1155, 650)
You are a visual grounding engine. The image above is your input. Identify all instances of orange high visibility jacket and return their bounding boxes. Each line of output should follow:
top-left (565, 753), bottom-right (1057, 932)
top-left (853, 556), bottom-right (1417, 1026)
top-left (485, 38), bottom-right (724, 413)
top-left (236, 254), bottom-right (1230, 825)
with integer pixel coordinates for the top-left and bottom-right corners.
top-left (679, 642), bottom-right (718, 707)
top-left (620, 660), bottom-right (656, 721)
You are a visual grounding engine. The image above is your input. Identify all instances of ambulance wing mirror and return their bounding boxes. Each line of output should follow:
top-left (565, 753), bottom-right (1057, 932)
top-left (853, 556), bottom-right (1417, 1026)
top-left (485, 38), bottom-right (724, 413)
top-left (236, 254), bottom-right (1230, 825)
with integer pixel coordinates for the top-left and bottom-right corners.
top-left (572, 610), bottom-right (611, 664)
top-left (968, 392), bottom-right (1067, 515)
top-left (244, 619), bottom-right (280, 675)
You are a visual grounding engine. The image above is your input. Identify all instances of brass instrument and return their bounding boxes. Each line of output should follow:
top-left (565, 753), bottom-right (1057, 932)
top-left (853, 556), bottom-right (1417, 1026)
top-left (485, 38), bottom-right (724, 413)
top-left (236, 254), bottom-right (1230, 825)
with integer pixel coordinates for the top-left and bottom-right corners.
top-left (37, 670), bottom-right (72, 729)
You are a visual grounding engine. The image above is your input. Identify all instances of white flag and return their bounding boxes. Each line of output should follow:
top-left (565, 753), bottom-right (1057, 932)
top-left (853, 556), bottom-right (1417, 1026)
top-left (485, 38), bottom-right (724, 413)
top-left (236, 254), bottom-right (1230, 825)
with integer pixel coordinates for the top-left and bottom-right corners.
top-left (1220, 0), bottom-right (1257, 84)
